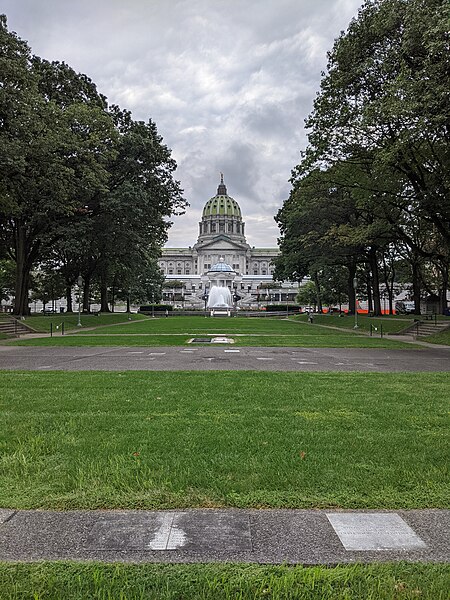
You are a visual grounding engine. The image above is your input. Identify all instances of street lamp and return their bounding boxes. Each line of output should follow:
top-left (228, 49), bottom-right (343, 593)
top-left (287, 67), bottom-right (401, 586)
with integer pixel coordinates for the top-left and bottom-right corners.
top-left (77, 275), bottom-right (83, 327)
top-left (286, 284), bottom-right (290, 318)
top-left (353, 276), bottom-right (358, 329)
top-left (151, 293), bottom-right (155, 318)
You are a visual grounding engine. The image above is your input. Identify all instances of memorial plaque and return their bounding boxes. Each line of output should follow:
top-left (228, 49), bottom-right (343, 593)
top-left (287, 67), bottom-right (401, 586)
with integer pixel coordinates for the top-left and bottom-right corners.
top-left (87, 510), bottom-right (252, 552)
top-left (326, 513), bottom-right (426, 551)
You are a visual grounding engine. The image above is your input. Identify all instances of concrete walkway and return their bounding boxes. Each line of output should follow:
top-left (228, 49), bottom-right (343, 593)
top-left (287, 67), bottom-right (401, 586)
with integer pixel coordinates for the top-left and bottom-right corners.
top-left (0, 508), bottom-right (448, 564)
top-left (1, 344), bottom-right (450, 371)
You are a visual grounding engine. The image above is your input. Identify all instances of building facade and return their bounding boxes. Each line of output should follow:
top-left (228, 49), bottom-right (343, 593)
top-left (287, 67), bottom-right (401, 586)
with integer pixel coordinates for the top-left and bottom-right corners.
top-left (160, 176), bottom-right (299, 307)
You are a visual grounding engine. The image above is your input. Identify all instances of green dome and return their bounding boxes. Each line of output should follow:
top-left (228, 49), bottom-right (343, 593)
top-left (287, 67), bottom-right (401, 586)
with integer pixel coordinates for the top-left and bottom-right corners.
top-left (202, 176), bottom-right (242, 219)
top-left (202, 194), bottom-right (242, 218)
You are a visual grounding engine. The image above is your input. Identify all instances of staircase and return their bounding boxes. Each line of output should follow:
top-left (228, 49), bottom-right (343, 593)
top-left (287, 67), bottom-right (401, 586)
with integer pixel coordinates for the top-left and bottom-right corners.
top-left (405, 320), bottom-right (450, 338)
top-left (0, 315), bottom-right (34, 337)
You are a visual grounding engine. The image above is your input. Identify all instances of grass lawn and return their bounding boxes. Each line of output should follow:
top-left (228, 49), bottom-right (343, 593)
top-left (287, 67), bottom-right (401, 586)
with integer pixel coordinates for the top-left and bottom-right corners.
top-left (1, 371), bottom-right (448, 510)
top-left (425, 328), bottom-right (450, 346)
top-left (9, 315), bottom-right (416, 348)
top-left (0, 562), bottom-right (448, 600)
top-left (294, 313), bottom-right (416, 335)
top-left (20, 312), bottom-right (147, 333)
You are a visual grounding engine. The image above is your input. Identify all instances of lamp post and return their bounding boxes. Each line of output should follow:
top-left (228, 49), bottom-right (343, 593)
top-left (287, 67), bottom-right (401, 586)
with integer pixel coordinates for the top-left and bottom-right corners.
top-left (353, 276), bottom-right (358, 329)
top-left (77, 275), bottom-right (83, 327)
top-left (286, 285), bottom-right (290, 318)
top-left (151, 293), bottom-right (155, 318)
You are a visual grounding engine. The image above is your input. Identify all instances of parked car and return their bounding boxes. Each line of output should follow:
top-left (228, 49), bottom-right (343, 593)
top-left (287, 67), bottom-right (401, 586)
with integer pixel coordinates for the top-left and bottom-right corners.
top-left (395, 301), bottom-right (415, 314)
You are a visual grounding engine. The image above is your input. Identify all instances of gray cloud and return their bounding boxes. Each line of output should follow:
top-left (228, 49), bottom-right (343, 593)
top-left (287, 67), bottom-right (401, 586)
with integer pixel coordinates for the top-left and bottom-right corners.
top-left (3, 0), bottom-right (362, 247)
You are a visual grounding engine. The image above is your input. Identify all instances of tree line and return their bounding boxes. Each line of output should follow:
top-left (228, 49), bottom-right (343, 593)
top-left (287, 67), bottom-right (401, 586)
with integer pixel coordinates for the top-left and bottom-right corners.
top-left (275, 0), bottom-right (449, 315)
top-left (0, 16), bottom-right (186, 315)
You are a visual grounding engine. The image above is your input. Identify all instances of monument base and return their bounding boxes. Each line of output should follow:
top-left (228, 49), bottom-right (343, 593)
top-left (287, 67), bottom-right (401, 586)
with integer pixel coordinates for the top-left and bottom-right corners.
top-left (210, 309), bottom-right (231, 317)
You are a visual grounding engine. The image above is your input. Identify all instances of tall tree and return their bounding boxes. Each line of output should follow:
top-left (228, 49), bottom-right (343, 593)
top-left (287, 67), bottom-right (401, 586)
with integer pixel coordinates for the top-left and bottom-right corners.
top-left (0, 17), bottom-right (117, 314)
top-left (282, 0), bottom-right (449, 314)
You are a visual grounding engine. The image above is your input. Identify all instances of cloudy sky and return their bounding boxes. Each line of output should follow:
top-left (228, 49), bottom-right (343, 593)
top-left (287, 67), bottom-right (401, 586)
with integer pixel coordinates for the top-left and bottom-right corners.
top-left (3, 0), bottom-right (362, 247)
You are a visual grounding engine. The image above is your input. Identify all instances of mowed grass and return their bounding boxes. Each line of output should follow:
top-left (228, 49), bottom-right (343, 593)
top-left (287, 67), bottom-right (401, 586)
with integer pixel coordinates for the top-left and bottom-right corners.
top-left (294, 313), bottom-right (415, 334)
top-left (1, 371), bottom-right (448, 510)
top-left (426, 328), bottom-right (450, 346)
top-left (0, 562), bottom-right (448, 600)
top-left (21, 312), bottom-right (147, 333)
top-left (10, 315), bottom-right (415, 347)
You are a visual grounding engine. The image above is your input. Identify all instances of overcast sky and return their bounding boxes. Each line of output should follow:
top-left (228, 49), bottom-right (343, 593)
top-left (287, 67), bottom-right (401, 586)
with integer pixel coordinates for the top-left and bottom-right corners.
top-left (3, 0), bottom-right (362, 247)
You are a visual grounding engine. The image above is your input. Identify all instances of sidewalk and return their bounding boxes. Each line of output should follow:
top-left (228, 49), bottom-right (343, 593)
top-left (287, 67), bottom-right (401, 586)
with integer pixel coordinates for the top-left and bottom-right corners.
top-left (0, 508), bottom-right (448, 564)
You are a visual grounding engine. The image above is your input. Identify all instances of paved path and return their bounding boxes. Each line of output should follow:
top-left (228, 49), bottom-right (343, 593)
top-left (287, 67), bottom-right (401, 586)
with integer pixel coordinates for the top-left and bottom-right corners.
top-left (1, 344), bottom-right (450, 371)
top-left (0, 508), bottom-right (448, 564)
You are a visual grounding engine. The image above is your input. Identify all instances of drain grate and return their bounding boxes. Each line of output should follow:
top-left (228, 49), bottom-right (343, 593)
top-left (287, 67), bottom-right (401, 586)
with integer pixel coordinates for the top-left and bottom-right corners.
top-left (189, 337), bottom-right (212, 343)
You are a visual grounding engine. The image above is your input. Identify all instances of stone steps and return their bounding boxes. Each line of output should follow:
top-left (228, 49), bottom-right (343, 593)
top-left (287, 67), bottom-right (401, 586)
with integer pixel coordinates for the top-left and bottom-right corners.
top-left (407, 321), bottom-right (450, 338)
top-left (0, 316), bottom-right (33, 337)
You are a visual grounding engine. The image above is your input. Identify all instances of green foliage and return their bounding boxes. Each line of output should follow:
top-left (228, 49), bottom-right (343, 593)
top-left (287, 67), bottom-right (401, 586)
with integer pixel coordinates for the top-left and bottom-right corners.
top-left (0, 16), bottom-right (185, 316)
top-left (278, 0), bottom-right (450, 315)
top-left (296, 282), bottom-right (317, 307)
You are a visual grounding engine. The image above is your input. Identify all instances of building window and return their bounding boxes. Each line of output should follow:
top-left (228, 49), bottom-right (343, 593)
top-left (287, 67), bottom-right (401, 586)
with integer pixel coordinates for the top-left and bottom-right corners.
top-left (185, 270), bottom-right (190, 274)
top-left (211, 224), bottom-right (216, 232)
top-left (253, 270), bottom-right (258, 275)
top-left (177, 269), bottom-right (182, 274)
top-left (262, 270), bottom-right (267, 275)
top-left (219, 223), bottom-right (224, 232)
top-left (168, 269), bottom-right (173, 274)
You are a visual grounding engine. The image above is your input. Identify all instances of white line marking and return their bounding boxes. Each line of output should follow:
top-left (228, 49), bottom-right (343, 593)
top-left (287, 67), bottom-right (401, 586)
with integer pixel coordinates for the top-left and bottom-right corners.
top-left (224, 350), bottom-right (240, 353)
top-left (148, 353), bottom-right (166, 356)
top-left (127, 351), bottom-right (143, 354)
top-left (38, 366), bottom-right (52, 369)
top-left (256, 357), bottom-right (273, 361)
top-left (297, 361), bottom-right (318, 365)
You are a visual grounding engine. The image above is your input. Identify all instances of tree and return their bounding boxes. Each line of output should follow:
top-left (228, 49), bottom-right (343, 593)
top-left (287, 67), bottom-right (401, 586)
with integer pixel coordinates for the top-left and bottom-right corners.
top-left (0, 17), bottom-right (117, 315)
top-left (296, 282), bottom-right (318, 309)
top-left (30, 269), bottom-right (65, 312)
top-left (83, 107), bottom-right (185, 312)
top-left (281, 0), bottom-right (449, 314)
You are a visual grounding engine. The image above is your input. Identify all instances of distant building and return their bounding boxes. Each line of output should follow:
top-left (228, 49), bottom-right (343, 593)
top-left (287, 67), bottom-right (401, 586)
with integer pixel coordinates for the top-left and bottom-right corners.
top-left (160, 175), bottom-right (299, 306)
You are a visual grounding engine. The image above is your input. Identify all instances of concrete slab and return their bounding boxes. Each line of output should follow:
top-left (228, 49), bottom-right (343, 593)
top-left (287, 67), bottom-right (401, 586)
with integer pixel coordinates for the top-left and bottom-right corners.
top-left (0, 509), bottom-right (447, 563)
top-left (86, 511), bottom-right (251, 553)
top-left (0, 509), bottom-right (15, 524)
top-left (326, 513), bottom-right (427, 551)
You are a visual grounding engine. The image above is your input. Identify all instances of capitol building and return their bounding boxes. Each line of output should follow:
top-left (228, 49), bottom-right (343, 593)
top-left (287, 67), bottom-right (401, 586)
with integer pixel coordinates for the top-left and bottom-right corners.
top-left (159, 176), bottom-right (299, 307)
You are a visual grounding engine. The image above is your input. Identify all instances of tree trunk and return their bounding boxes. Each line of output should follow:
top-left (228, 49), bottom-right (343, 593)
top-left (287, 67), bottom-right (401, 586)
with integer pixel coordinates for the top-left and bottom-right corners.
top-left (368, 248), bottom-right (382, 316)
top-left (100, 274), bottom-right (110, 312)
top-left (439, 262), bottom-right (448, 315)
top-left (312, 272), bottom-right (323, 313)
top-left (411, 258), bottom-right (421, 315)
top-left (366, 267), bottom-right (373, 313)
top-left (14, 226), bottom-right (32, 316)
top-left (346, 261), bottom-right (357, 314)
top-left (83, 276), bottom-right (91, 313)
top-left (65, 285), bottom-right (73, 312)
